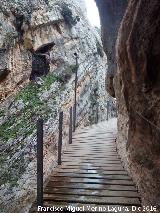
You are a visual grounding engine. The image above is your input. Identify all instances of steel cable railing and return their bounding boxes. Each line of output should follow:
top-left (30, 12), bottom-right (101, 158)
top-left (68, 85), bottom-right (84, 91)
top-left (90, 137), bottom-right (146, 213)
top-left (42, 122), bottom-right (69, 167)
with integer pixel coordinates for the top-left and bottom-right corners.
top-left (135, 110), bottom-right (160, 133)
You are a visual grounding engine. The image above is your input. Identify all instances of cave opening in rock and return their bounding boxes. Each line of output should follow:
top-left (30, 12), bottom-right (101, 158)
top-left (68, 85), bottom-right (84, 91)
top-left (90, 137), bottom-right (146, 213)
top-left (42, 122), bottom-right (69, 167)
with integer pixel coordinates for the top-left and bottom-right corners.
top-left (30, 42), bottom-right (55, 80)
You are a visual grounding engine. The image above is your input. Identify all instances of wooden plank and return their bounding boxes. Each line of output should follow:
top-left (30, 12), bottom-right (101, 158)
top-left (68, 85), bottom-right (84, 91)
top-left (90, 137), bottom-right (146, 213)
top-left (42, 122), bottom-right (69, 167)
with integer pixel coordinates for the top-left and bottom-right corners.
top-left (50, 173), bottom-right (131, 180)
top-left (63, 153), bottom-right (118, 155)
top-left (71, 141), bottom-right (116, 144)
top-left (64, 149), bottom-right (118, 152)
top-left (49, 177), bottom-right (134, 185)
top-left (72, 140), bottom-right (116, 143)
top-left (63, 151), bottom-right (118, 153)
top-left (62, 158), bottom-right (121, 162)
top-left (43, 194), bottom-right (140, 205)
top-left (62, 161), bottom-right (122, 165)
top-left (63, 154), bottom-right (118, 156)
top-left (44, 188), bottom-right (140, 198)
top-left (65, 146), bottom-right (117, 149)
top-left (62, 157), bottom-right (120, 160)
top-left (54, 169), bottom-right (128, 175)
top-left (67, 146), bottom-right (116, 149)
top-left (64, 151), bottom-right (118, 154)
top-left (72, 141), bottom-right (116, 143)
top-left (59, 165), bottom-right (125, 171)
top-left (61, 163), bottom-right (124, 168)
top-left (45, 183), bottom-right (137, 191)
top-left (62, 158), bottom-right (120, 161)
top-left (66, 146), bottom-right (116, 148)
top-left (62, 158), bottom-right (121, 161)
top-left (63, 154), bottom-right (121, 159)
top-left (64, 148), bottom-right (117, 151)
top-left (62, 154), bottom-right (120, 157)
top-left (72, 141), bottom-right (116, 144)
top-left (72, 136), bottom-right (116, 139)
top-left (70, 142), bottom-right (116, 144)
top-left (62, 155), bottom-right (119, 158)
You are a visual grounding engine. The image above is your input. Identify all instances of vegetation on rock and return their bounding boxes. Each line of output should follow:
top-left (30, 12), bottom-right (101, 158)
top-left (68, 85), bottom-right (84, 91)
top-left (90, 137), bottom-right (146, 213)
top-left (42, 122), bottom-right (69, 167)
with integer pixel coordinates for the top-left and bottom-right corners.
top-left (61, 3), bottom-right (80, 28)
top-left (0, 65), bottom-right (76, 143)
top-left (0, 110), bottom-right (5, 117)
top-left (56, 64), bottom-right (78, 83)
top-left (96, 39), bottom-right (104, 58)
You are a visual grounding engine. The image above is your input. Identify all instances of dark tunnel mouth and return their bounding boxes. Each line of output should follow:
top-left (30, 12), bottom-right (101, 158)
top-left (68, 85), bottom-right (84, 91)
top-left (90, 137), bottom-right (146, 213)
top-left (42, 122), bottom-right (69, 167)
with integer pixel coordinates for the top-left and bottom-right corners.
top-left (0, 68), bottom-right (11, 82)
top-left (35, 42), bottom-right (55, 54)
top-left (30, 42), bottom-right (55, 81)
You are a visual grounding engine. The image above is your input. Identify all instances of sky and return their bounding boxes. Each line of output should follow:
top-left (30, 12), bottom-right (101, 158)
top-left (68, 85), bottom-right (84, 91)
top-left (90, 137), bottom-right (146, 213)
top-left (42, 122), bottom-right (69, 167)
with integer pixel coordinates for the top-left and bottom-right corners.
top-left (85, 0), bottom-right (100, 27)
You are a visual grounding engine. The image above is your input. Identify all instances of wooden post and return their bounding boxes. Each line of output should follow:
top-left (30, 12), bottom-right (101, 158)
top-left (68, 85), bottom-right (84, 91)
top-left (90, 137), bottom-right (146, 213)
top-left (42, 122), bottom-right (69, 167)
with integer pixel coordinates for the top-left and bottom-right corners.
top-left (69, 107), bottom-right (73, 144)
top-left (37, 118), bottom-right (43, 207)
top-left (58, 111), bottom-right (63, 165)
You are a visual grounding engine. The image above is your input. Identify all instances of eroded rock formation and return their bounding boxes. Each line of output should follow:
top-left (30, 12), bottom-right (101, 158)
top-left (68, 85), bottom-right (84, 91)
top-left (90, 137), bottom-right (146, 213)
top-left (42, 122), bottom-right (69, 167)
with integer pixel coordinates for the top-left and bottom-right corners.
top-left (97, 0), bottom-right (160, 209)
top-left (0, 1), bottom-right (115, 212)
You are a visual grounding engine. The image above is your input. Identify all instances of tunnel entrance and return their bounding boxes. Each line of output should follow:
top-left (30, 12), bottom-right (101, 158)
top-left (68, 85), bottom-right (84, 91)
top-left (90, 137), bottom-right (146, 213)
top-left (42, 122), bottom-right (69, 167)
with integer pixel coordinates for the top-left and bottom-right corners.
top-left (30, 42), bottom-right (54, 80)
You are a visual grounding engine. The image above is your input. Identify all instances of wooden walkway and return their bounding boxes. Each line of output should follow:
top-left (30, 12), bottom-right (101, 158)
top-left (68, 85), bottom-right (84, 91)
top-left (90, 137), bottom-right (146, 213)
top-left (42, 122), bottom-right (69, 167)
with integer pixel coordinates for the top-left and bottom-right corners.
top-left (30, 118), bottom-right (141, 212)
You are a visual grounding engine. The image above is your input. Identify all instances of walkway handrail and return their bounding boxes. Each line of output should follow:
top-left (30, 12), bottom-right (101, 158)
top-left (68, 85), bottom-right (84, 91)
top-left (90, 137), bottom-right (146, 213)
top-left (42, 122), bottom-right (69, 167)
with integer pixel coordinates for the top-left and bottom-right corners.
top-left (36, 109), bottom-right (71, 207)
top-left (36, 103), bottom-right (104, 208)
top-left (36, 106), bottom-right (74, 208)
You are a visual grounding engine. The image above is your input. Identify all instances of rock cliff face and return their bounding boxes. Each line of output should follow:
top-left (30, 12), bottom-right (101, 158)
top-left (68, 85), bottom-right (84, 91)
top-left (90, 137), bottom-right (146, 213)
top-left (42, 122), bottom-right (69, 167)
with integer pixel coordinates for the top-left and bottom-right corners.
top-left (96, 0), bottom-right (160, 208)
top-left (95, 0), bottom-right (127, 97)
top-left (0, 1), bottom-right (115, 212)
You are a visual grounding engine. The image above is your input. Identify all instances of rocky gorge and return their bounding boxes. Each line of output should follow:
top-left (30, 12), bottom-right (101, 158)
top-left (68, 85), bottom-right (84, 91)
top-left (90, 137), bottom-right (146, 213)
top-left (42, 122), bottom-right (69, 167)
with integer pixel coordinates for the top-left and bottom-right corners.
top-left (0, 0), bottom-right (116, 212)
top-left (1, 0), bottom-right (160, 212)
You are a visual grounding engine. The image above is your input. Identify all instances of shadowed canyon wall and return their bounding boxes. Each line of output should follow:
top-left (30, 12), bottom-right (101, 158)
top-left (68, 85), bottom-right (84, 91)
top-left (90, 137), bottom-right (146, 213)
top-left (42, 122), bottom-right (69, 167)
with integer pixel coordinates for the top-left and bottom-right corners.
top-left (0, 1), bottom-right (115, 212)
top-left (95, 0), bottom-right (127, 97)
top-left (96, 0), bottom-right (160, 209)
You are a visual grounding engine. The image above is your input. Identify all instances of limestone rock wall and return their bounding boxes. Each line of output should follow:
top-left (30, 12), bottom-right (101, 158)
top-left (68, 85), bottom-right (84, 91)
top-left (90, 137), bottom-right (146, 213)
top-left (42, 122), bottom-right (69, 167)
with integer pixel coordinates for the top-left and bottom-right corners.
top-left (116, 0), bottom-right (160, 208)
top-left (0, 0), bottom-right (87, 100)
top-left (0, 1), bottom-right (114, 212)
top-left (97, 0), bottom-right (160, 209)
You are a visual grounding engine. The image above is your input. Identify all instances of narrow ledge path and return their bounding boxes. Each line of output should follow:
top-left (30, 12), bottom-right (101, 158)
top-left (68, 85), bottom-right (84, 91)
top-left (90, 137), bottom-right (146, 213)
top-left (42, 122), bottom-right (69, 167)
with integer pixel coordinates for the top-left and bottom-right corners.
top-left (30, 118), bottom-right (141, 213)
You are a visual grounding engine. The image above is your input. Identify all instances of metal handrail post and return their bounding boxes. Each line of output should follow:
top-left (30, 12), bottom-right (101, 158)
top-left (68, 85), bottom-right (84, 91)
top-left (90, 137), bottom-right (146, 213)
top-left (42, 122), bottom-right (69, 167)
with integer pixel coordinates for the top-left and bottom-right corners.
top-left (107, 100), bottom-right (109, 120)
top-left (37, 118), bottom-right (44, 207)
top-left (58, 111), bottom-right (63, 165)
top-left (69, 107), bottom-right (73, 144)
top-left (96, 104), bottom-right (99, 124)
top-left (73, 53), bottom-right (78, 132)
